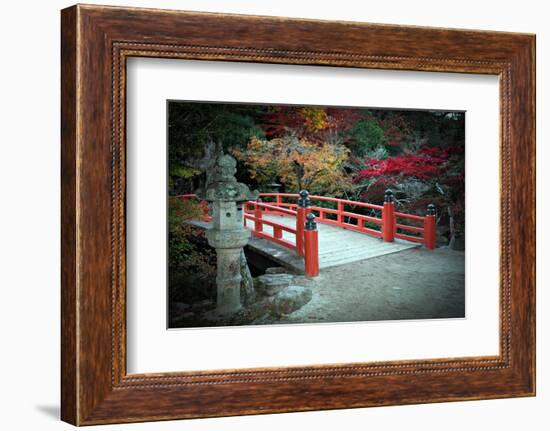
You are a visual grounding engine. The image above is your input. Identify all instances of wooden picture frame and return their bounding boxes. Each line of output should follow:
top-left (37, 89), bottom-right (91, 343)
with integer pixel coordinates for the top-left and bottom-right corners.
top-left (61, 4), bottom-right (535, 425)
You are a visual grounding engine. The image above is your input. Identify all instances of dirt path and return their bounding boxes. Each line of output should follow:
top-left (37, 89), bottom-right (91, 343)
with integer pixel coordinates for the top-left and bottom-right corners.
top-left (269, 247), bottom-right (465, 324)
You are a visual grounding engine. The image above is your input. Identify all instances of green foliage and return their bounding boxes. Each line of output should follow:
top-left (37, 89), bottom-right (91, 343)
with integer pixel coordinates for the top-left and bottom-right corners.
top-left (171, 165), bottom-right (201, 179)
top-left (365, 145), bottom-right (389, 160)
top-left (346, 119), bottom-right (386, 157)
top-left (168, 197), bottom-right (217, 306)
top-left (168, 102), bottom-right (265, 165)
top-left (168, 103), bottom-right (267, 194)
top-left (168, 230), bottom-right (195, 270)
top-left (168, 198), bottom-right (212, 270)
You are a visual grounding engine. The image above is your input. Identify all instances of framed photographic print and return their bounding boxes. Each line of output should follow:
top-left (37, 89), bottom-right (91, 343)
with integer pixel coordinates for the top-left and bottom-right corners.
top-left (61, 4), bottom-right (535, 425)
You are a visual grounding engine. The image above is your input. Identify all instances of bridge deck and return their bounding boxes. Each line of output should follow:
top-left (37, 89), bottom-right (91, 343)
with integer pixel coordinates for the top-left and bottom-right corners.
top-left (254, 214), bottom-right (420, 272)
top-left (190, 214), bottom-right (420, 274)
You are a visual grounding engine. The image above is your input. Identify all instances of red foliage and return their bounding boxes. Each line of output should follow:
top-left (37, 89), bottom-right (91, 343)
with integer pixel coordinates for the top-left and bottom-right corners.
top-left (261, 106), bottom-right (363, 143)
top-left (325, 107), bottom-right (363, 133)
top-left (378, 114), bottom-right (412, 146)
top-left (262, 107), bottom-right (305, 138)
top-left (355, 147), bottom-right (449, 182)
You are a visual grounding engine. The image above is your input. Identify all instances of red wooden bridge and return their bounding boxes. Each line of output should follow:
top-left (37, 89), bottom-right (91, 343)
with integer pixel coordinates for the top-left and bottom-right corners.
top-left (177, 190), bottom-right (436, 277)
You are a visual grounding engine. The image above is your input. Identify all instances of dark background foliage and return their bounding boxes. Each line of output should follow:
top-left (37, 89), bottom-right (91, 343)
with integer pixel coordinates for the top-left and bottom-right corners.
top-left (168, 102), bottom-right (464, 236)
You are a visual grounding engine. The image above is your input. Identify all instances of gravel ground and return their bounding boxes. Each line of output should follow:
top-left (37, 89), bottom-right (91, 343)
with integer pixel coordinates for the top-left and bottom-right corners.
top-left (272, 247), bottom-right (465, 324)
top-left (171, 247), bottom-right (465, 328)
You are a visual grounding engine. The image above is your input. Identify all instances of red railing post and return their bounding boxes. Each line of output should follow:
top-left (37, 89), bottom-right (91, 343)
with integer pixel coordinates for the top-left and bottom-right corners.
top-left (337, 200), bottom-right (344, 226)
top-left (276, 194), bottom-right (282, 208)
top-left (382, 189), bottom-right (395, 242)
top-left (254, 199), bottom-right (263, 234)
top-left (296, 190), bottom-right (309, 256)
top-left (424, 204), bottom-right (437, 250)
top-left (304, 213), bottom-right (319, 277)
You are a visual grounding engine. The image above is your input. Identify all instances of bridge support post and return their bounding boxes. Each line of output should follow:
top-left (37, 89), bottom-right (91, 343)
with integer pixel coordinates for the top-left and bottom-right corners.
top-left (424, 204), bottom-right (437, 250)
top-left (304, 213), bottom-right (319, 277)
top-left (296, 190), bottom-right (310, 256)
top-left (382, 189), bottom-right (395, 242)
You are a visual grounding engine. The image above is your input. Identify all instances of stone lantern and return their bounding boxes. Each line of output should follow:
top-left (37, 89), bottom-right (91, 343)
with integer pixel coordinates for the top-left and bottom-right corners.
top-left (196, 154), bottom-right (258, 315)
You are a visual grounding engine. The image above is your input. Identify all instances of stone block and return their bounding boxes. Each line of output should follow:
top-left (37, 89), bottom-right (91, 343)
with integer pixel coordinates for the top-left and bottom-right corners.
top-left (256, 273), bottom-right (293, 296)
top-left (265, 267), bottom-right (288, 275)
top-left (272, 285), bottom-right (313, 316)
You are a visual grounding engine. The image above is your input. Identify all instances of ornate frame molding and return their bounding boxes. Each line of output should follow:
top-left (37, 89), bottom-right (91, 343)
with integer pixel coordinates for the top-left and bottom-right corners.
top-left (61, 5), bottom-right (534, 425)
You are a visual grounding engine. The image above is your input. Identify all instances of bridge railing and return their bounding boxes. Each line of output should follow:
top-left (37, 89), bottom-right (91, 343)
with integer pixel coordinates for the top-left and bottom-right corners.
top-left (243, 199), bottom-right (319, 277)
top-left (257, 190), bottom-right (436, 250)
top-left (258, 193), bottom-right (384, 236)
top-left (176, 191), bottom-right (436, 249)
top-left (174, 189), bottom-right (435, 277)
top-left (243, 200), bottom-right (298, 251)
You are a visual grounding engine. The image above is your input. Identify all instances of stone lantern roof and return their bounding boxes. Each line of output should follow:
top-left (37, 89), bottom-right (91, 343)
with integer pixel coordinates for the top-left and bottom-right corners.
top-left (196, 153), bottom-right (258, 202)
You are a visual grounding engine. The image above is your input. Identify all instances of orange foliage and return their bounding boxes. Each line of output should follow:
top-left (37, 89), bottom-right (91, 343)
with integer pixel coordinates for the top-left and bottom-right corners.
top-left (232, 136), bottom-right (350, 195)
top-left (300, 107), bottom-right (329, 132)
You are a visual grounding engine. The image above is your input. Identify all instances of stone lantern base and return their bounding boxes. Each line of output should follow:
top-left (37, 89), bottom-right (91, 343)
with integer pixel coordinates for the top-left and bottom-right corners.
top-left (206, 228), bottom-right (251, 316)
top-left (214, 248), bottom-right (244, 315)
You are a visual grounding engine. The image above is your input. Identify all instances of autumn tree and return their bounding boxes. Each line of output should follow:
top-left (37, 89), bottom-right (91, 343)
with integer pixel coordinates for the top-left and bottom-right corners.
top-left (232, 136), bottom-right (350, 195)
top-left (355, 145), bottom-right (465, 244)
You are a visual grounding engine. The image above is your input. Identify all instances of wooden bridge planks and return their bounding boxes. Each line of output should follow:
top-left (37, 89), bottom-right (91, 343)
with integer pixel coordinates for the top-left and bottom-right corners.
top-left (250, 215), bottom-right (419, 273)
